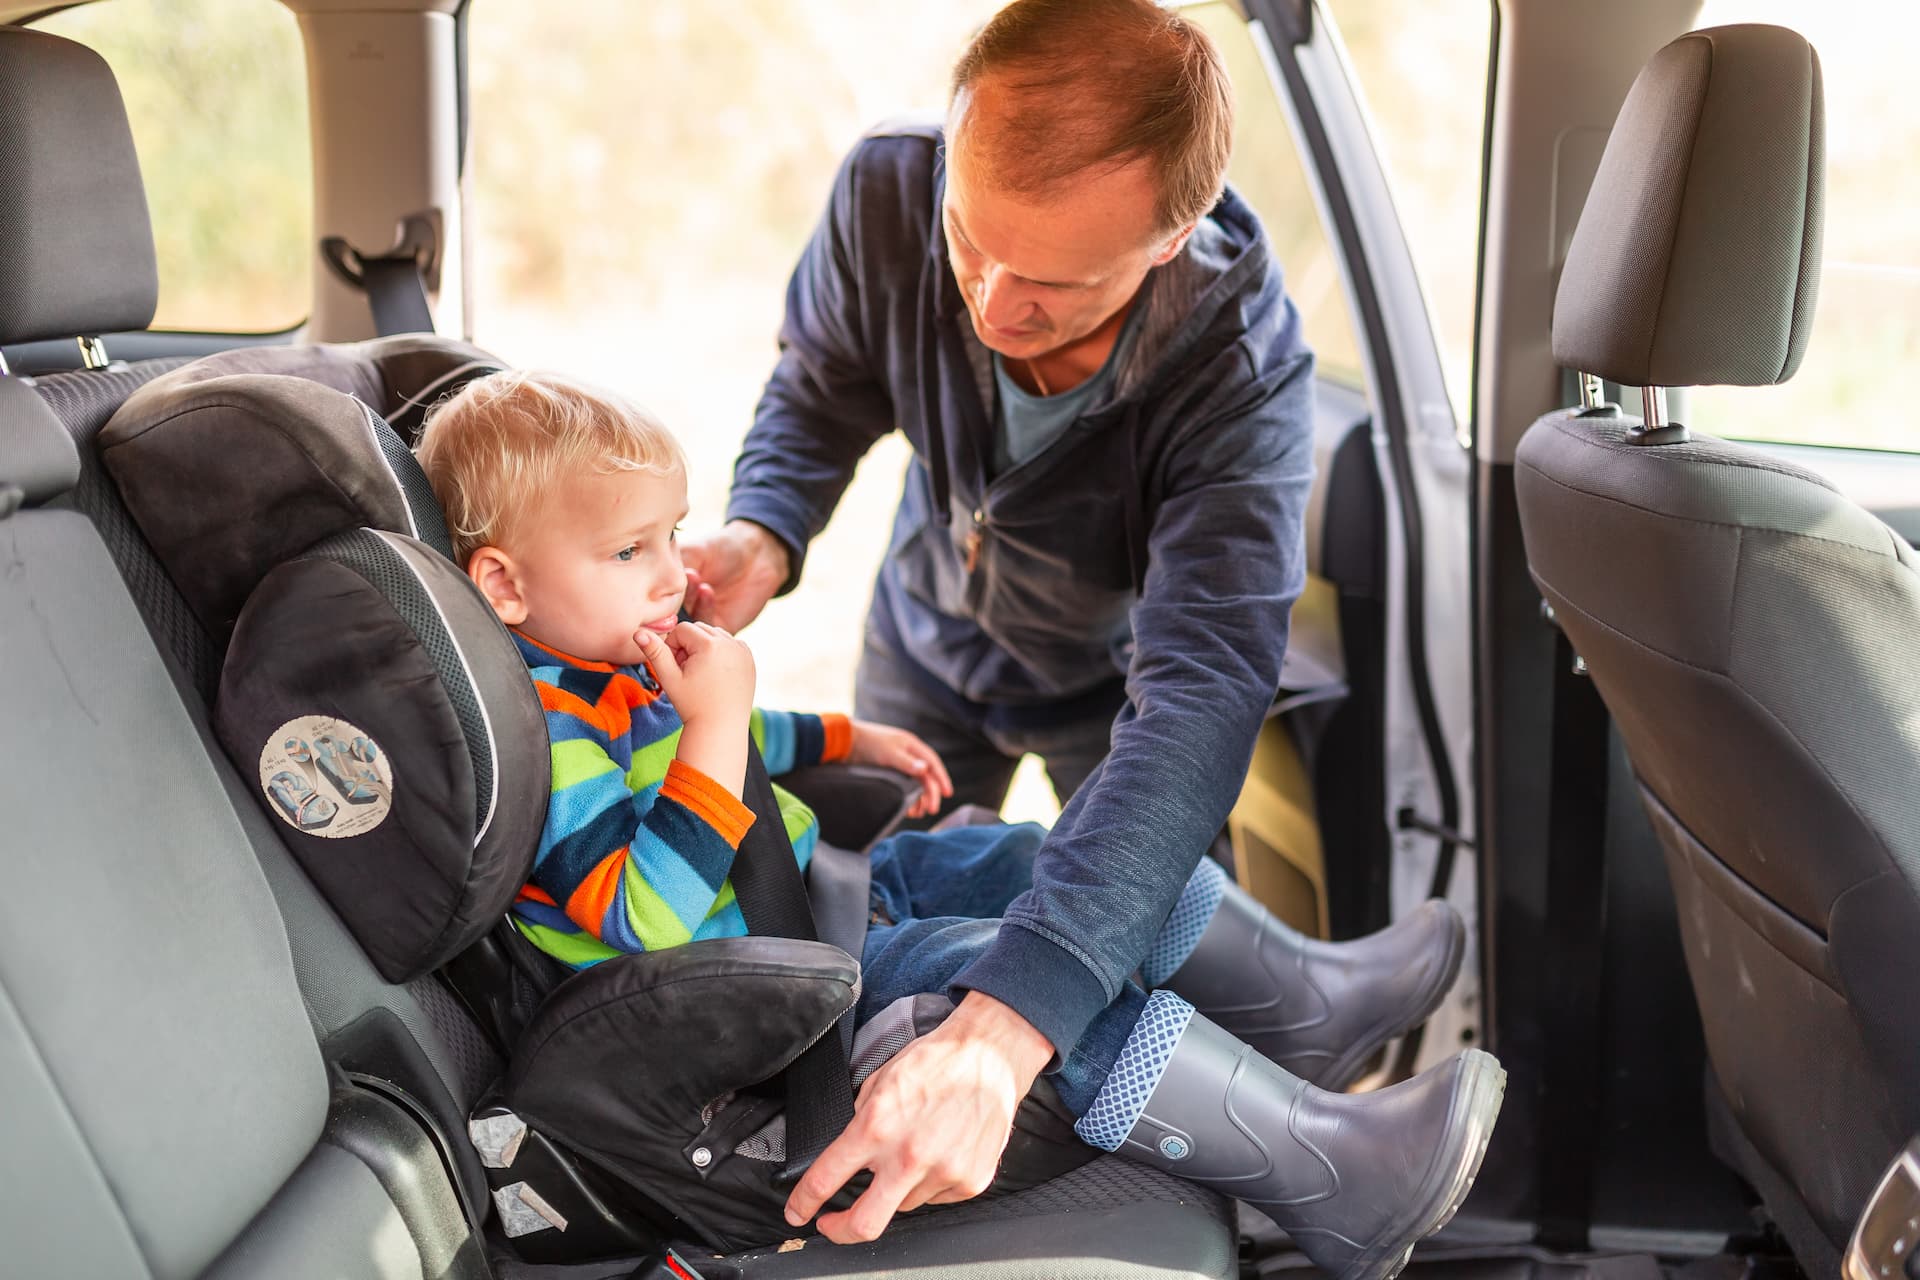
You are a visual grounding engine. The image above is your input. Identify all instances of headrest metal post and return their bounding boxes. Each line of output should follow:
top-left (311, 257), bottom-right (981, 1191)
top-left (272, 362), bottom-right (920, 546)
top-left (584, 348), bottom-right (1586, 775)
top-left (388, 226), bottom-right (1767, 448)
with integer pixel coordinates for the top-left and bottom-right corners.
top-left (0, 350), bottom-right (11, 378)
top-left (1578, 372), bottom-right (1607, 411)
top-left (1629, 383), bottom-right (1689, 447)
top-left (77, 336), bottom-right (109, 370)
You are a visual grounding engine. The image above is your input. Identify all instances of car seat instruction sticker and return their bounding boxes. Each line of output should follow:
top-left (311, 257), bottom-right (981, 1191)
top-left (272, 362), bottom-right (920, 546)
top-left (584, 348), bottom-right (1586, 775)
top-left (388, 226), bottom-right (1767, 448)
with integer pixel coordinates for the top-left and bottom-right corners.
top-left (259, 716), bottom-right (394, 838)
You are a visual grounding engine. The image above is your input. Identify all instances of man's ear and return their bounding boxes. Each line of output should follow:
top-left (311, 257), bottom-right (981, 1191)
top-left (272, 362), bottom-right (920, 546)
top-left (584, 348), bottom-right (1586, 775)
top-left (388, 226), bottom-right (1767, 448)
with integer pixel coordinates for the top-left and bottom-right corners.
top-left (467, 546), bottom-right (529, 626)
top-left (1151, 221), bottom-right (1199, 266)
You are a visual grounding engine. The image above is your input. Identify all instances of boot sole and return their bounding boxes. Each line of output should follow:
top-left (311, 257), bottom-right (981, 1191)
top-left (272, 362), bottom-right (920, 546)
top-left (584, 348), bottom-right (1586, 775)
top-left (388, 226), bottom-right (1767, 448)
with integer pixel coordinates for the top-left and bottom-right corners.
top-left (1316, 905), bottom-right (1467, 1093)
top-left (1334, 1048), bottom-right (1506, 1280)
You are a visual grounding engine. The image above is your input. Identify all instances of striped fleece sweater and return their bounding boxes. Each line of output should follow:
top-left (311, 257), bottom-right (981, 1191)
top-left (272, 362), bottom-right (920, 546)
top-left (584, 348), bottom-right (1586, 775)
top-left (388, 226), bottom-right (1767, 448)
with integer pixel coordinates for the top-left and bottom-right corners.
top-left (510, 630), bottom-right (852, 969)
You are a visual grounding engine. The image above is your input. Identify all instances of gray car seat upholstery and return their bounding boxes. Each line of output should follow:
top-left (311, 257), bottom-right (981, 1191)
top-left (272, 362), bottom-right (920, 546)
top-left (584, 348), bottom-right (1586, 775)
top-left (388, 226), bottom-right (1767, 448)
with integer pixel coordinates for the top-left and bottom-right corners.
top-left (1513, 24), bottom-right (1919, 1277)
top-left (0, 23), bottom-right (1239, 1278)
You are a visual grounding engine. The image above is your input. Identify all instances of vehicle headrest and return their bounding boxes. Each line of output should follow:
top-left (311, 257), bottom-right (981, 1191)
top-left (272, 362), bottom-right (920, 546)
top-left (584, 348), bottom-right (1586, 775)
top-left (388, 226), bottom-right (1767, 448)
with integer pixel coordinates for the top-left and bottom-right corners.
top-left (1553, 24), bottom-right (1824, 389)
top-left (0, 29), bottom-right (159, 346)
top-left (98, 341), bottom-right (543, 982)
top-left (99, 337), bottom-right (502, 644)
top-left (0, 378), bottom-right (81, 508)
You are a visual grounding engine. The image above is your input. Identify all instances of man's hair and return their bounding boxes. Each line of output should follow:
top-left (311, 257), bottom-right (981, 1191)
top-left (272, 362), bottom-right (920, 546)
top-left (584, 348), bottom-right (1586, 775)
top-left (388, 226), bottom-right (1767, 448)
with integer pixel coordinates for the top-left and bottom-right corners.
top-left (950, 0), bottom-right (1234, 236)
top-left (415, 368), bottom-right (685, 568)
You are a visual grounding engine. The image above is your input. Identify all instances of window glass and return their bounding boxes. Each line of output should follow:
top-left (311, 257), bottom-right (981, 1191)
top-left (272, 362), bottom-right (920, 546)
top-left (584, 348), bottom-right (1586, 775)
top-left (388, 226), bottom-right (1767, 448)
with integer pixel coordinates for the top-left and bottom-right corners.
top-left (35, 0), bottom-right (313, 334)
top-left (1326, 0), bottom-right (1494, 422)
top-left (1184, 2), bottom-right (1368, 390)
top-left (1684, 1), bottom-right (1919, 453)
top-left (467, 1), bottom-right (1002, 721)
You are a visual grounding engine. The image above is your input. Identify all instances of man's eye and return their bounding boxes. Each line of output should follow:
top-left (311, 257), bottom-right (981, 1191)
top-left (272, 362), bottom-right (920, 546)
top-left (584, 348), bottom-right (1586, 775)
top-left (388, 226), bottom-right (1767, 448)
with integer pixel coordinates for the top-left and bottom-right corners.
top-left (614, 545), bottom-right (638, 562)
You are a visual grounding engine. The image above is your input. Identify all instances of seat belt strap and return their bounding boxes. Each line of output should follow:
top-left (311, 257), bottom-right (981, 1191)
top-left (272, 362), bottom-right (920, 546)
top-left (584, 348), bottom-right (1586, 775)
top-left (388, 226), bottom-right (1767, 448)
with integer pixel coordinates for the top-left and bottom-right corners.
top-left (806, 840), bottom-right (874, 1056)
top-left (358, 256), bottom-right (435, 337)
top-left (1534, 626), bottom-right (1612, 1251)
top-left (318, 212), bottom-right (441, 337)
top-left (729, 740), bottom-right (857, 1182)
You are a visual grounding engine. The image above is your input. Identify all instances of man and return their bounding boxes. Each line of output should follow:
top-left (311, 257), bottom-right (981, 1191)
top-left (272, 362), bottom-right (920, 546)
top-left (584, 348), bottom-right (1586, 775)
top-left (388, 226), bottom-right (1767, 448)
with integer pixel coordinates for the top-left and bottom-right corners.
top-left (683, 0), bottom-right (1474, 1248)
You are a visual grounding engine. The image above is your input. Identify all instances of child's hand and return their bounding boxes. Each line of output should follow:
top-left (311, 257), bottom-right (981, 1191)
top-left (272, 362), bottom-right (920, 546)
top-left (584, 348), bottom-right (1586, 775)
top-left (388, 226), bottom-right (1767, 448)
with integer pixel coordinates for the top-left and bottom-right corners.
top-left (636, 622), bottom-right (755, 730)
top-left (847, 721), bottom-right (954, 819)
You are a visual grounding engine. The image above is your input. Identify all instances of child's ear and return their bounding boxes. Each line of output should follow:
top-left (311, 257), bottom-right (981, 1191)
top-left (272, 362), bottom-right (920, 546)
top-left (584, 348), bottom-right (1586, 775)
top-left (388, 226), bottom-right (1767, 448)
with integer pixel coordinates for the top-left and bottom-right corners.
top-left (467, 546), bottom-right (529, 626)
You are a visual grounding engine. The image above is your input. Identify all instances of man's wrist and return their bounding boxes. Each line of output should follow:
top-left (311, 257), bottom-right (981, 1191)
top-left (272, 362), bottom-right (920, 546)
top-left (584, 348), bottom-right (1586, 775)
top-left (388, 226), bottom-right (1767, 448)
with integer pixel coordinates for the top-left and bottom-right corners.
top-left (948, 991), bottom-right (1055, 1083)
top-left (727, 519), bottom-right (793, 588)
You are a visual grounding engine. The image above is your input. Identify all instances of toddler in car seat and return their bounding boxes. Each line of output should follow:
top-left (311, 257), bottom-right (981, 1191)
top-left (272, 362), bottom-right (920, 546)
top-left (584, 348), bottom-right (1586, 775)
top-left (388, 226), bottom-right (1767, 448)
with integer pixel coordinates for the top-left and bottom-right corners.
top-left (417, 369), bottom-right (1505, 1280)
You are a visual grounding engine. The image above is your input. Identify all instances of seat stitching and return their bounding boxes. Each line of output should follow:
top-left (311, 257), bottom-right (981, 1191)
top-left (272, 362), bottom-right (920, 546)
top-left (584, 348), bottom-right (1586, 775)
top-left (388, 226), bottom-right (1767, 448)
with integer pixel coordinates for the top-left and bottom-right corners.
top-left (1520, 454), bottom-right (1892, 556)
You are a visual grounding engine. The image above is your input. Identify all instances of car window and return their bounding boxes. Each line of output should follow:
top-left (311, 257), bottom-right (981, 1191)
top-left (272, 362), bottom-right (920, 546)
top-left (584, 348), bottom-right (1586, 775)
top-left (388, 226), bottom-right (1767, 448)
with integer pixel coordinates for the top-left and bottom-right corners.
top-left (1183, 2), bottom-right (1368, 391)
top-left (1325, 0), bottom-right (1495, 423)
top-left (466, 2), bottom-right (1003, 725)
top-left (1683, 1), bottom-right (1919, 454)
top-left (33, 0), bottom-right (313, 335)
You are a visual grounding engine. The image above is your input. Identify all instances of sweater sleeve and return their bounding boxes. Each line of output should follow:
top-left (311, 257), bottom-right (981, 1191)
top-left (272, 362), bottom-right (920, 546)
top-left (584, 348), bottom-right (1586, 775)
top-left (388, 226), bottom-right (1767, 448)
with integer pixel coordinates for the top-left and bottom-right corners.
top-left (750, 708), bottom-right (853, 776)
top-left (533, 706), bottom-right (758, 952)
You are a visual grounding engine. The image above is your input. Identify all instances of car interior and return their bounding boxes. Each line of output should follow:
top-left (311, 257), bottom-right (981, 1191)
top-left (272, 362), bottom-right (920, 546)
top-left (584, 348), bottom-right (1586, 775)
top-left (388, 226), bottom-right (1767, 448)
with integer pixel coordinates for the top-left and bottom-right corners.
top-left (1, 2), bottom-right (1916, 1279)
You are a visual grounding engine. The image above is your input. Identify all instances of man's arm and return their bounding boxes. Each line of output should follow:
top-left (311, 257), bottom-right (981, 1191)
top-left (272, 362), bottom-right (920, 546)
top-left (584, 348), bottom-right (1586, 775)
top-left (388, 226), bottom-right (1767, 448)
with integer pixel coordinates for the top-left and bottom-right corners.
top-left (953, 339), bottom-right (1317, 1058)
top-left (689, 143), bottom-right (901, 629)
top-left (784, 339), bottom-right (1318, 1242)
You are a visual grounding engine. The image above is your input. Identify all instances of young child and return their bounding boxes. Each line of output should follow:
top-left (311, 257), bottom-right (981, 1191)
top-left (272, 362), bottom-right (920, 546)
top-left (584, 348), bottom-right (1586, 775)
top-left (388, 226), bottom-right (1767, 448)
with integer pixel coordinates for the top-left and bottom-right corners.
top-left (417, 369), bottom-right (1503, 1280)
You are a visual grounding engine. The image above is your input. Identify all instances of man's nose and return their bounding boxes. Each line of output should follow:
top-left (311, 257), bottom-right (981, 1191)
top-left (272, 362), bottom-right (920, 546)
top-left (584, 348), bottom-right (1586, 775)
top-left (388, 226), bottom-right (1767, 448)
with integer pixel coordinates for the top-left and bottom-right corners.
top-left (978, 265), bottom-right (1032, 329)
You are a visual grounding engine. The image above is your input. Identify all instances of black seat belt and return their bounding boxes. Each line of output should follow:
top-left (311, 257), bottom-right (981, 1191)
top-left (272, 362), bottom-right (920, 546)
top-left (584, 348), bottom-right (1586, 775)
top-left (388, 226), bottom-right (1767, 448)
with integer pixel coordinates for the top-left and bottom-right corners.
top-left (320, 211), bottom-right (441, 337)
top-left (1534, 623), bottom-right (1612, 1252)
top-left (731, 739), bottom-right (858, 1183)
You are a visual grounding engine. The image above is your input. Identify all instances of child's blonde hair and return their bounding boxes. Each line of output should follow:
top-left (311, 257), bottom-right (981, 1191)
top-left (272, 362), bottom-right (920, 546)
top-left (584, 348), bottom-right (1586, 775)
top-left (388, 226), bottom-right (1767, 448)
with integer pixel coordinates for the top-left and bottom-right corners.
top-left (415, 369), bottom-right (685, 568)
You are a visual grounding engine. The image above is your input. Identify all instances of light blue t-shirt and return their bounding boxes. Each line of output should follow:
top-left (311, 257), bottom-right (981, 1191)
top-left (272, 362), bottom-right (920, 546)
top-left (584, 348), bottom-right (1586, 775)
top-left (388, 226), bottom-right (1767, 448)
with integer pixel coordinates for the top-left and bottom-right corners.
top-left (990, 321), bottom-right (1135, 477)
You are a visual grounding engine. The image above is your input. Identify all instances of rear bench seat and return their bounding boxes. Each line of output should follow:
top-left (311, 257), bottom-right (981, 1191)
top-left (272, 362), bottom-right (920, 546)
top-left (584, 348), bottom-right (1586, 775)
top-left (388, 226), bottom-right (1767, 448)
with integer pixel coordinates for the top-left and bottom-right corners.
top-left (0, 376), bottom-right (486, 1278)
top-left (0, 25), bottom-right (1240, 1279)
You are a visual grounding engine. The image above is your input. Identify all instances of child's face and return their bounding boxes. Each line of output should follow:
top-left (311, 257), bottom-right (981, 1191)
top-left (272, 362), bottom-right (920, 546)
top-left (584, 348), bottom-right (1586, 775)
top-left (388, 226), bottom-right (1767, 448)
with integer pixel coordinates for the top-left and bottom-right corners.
top-left (497, 466), bottom-right (689, 667)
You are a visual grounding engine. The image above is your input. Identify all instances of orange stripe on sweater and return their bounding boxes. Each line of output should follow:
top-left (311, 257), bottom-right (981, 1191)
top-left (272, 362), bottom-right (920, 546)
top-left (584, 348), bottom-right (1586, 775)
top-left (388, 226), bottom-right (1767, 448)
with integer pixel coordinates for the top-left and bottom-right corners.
top-left (820, 713), bottom-right (854, 764)
top-left (660, 759), bottom-right (755, 848)
top-left (536, 680), bottom-right (605, 730)
top-left (566, 847), bottom-right (628, 937)
top-left (517, 883), bottom-right (558, 907)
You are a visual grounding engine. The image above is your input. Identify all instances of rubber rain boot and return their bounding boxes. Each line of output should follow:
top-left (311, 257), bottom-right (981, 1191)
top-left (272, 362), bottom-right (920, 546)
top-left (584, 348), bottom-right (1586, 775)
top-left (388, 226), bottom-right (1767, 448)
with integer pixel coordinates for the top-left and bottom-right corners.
top-left (1150, 860), bottom-right (1465, 1090)
top-left (1077, 993), bottom-right (1504, 1280)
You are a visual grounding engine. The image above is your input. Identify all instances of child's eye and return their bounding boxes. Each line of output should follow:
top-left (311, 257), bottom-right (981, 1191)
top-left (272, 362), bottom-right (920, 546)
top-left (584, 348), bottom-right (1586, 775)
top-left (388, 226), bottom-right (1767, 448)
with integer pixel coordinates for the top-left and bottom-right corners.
top-left (670, 526), bottom-right (681, 544)
top-left (614, 544), bottom-right (639, 562)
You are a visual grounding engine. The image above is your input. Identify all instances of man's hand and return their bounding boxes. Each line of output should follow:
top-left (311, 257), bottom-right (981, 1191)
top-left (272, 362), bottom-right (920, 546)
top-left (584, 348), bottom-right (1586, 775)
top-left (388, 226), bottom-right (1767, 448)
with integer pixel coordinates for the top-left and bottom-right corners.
top-left (846, 721), bottom-right (954, 818)
top-left (679, 520), bottom-right (792, 632)
top-left (783, 992), bottom-right (1054, 1244)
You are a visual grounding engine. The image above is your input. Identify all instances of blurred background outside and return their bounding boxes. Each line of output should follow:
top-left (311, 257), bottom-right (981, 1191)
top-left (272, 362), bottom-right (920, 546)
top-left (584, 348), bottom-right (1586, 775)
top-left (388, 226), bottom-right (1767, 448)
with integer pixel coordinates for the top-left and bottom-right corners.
top-left (41, 0), bottom-right (1919, 820)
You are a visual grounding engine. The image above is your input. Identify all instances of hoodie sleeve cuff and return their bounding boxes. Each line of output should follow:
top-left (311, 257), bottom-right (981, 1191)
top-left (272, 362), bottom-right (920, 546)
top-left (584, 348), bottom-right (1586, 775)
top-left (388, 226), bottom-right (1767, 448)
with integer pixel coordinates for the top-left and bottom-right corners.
top-left (950, 923), bottom-right (1113, 1068)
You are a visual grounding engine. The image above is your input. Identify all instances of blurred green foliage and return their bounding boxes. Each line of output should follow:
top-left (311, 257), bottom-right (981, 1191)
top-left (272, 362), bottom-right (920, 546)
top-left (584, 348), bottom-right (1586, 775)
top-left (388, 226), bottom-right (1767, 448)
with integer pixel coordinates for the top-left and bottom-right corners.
top-left (37, 0), bottom-right (311, 333)
top-left (35, 0), bottom-right (1918, 452)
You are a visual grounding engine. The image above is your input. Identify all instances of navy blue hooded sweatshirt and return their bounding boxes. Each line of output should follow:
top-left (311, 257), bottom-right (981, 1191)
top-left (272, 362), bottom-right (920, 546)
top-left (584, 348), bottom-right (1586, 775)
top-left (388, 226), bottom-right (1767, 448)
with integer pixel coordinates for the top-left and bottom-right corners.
top-left (727, 123), bottom-right (1315, 1060)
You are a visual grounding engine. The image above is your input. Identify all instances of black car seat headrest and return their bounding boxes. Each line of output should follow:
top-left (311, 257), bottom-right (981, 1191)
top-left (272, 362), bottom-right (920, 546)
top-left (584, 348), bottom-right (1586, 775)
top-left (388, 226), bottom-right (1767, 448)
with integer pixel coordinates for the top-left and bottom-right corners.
top-left (0, 28), bottom-right (159, 346)
top-left (1553, 23), bottom-right (1824, 389)
top-left (99, 336), bottom-right (502, 643)
top-left (0, 378), bottom-right (82, 509)
top-left (99, 341), bottom-right (545, 982)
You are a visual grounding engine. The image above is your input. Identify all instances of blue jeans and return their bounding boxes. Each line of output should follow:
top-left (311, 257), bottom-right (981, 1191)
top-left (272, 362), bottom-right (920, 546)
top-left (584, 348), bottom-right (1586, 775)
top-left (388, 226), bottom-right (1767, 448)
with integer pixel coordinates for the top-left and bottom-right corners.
top-left (854, 822), bottom-right (1149, 1118)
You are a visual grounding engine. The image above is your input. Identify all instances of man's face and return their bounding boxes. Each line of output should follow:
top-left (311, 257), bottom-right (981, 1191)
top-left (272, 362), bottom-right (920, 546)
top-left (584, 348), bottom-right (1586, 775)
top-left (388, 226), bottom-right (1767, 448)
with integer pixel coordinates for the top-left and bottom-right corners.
top-left (498, 467), bottom-right (689, 667)
top-left (943, 89), bottom-right (1182, 362)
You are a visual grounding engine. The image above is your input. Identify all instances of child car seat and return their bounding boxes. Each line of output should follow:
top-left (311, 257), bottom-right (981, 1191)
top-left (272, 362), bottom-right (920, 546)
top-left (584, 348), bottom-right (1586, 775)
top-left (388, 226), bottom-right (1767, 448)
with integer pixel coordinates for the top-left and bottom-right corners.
top-left (96, 344), bottom-right (1098, 1260)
